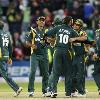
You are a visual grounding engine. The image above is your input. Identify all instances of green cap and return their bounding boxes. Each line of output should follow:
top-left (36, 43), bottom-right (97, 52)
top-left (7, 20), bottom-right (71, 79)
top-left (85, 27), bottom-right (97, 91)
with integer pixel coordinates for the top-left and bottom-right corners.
top-left (37, 16), bottom-right (45, 21)
top-left (75, 19), bottom-right (84, 27)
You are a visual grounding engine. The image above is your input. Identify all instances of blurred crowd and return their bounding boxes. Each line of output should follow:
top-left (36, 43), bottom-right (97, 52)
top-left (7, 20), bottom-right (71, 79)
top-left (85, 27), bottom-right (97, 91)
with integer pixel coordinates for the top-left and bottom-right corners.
top-left (0, 0), bottom-right (100, 60)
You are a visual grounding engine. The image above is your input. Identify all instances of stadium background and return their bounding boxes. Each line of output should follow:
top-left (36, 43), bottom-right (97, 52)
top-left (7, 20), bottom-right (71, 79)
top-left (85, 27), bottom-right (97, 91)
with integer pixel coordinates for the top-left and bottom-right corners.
top-left (0, 0), bottom-right (99, 81)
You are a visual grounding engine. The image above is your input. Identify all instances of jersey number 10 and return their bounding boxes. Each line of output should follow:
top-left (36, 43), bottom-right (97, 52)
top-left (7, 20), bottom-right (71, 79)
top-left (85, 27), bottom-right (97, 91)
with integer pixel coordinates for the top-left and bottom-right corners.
top-left (59, 34), bottom-right (69, 44)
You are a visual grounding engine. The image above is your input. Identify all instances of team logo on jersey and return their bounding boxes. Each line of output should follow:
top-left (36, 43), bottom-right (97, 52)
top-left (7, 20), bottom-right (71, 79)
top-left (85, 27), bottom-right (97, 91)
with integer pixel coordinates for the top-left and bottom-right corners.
top-left (35, 38), bottom-right (41, 42)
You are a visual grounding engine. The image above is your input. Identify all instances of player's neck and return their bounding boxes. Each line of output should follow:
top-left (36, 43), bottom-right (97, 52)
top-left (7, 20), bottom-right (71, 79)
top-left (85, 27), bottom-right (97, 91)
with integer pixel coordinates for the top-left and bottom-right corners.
top-left (38, 26), bottom-right (44, 30)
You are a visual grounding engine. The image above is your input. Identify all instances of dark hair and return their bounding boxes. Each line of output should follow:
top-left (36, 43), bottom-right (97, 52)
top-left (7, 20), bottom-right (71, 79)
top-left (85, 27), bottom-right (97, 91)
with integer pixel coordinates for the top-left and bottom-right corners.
top-left (62, 16), bottom-right (72, 25)
top-left (0, 20), bottom-right (4, 29)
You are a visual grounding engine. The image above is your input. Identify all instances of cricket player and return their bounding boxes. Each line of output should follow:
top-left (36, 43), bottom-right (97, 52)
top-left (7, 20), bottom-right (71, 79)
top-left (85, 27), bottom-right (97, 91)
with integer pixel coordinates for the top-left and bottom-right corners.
top-left (46, 17), bottom-right (63, 96)
top-left (70, 19), bottom-right (87, 97)
top-left (46, 16), bottom-right (85, 98)
top-left (0, 20), bottom-right (22, 97)
top-left (26, 16), bottom-right (49, 97)
top-left (47, 17), bottom-right (62, 74)
top-left (92, 20), bottom-right (100, 95)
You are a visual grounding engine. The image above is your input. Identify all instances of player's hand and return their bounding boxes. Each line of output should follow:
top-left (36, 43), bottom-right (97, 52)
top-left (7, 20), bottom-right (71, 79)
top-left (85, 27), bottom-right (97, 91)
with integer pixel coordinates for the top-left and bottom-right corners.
top-left (7, 58), bottom-right (12, 65)
top-left (32, 44), bottom-right (37, 50)
top-left (92, 54), bottom-right (98, 61)
top-left (47, 37), bottom-right (52, 43)
top-left (69, 38), bottom-right (76, 43)
top-left (92, 40), bottom-right (96, 46)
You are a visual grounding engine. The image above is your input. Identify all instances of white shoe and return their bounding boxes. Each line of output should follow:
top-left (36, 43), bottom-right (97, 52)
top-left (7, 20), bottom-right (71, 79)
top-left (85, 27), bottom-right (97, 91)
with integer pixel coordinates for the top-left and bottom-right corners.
top-left (77, 93), bottom-right (86, 97)
top-left (14, 87), bottom-right (23, 97)
top-left (42, 93), bottom-right (46, 97)
top-left (85, 88), bottom-right (88, 93)
top-left (71, 91), bottom-right (78, 97)
top-left (46, 87), bottom-right (52, 97)
top-left (46, 91), bottom-right (51, 97)
top-left (51, 92), bottom-right (57, 98)
top-left (28, 92), bottom-right (34, 97)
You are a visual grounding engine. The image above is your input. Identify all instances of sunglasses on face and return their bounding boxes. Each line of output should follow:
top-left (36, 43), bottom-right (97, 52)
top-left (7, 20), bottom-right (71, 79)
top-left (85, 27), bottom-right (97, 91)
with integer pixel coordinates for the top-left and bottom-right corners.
top-left (74, 23), bottom-right (81, 26)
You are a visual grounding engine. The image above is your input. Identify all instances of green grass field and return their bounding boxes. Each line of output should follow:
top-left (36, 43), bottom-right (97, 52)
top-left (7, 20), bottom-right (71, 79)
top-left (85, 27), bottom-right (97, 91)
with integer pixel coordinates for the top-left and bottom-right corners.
top-left (0, 80), bottom-right (100, 100)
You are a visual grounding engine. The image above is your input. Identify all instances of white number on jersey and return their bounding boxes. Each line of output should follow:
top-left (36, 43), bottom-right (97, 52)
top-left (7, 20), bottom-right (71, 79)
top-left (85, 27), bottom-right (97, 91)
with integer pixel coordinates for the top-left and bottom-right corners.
top-left (59, 34), bottom-right (69, 44)
top-left (2, 34), bottom-right (9, 47)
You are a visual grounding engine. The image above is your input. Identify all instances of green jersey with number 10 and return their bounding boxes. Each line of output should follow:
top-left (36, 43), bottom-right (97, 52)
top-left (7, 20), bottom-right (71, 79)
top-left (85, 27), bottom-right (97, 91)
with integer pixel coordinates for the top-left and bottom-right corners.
top-left (47, 24), bottom-right (78, 49)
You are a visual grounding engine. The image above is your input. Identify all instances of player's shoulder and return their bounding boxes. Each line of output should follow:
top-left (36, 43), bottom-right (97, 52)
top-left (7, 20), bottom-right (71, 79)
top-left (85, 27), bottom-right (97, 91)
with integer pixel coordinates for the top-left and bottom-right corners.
top-left (57, 25), bottom-right (62, 27)
top-left (44, 28), bottom-right (49, 33)
top-left (55, 24), bottom-right (64, 31)
top-left (80, 30), bottom-right (87, 36)
top-left (55, 24), bottom-right (62, 28)
top-left (30, 27), bottom-right (37, 33)
top-left (49, 25), bottom-right (60, 31)
top-left (1, 30), bottom-right (9, 35)
top-left (0, 29), bottom-right (4, 33)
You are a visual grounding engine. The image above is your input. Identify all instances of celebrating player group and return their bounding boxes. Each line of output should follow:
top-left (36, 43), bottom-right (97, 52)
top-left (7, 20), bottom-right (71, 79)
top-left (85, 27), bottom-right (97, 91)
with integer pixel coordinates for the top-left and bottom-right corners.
top-left (0, 15), bottom-right (100, 98)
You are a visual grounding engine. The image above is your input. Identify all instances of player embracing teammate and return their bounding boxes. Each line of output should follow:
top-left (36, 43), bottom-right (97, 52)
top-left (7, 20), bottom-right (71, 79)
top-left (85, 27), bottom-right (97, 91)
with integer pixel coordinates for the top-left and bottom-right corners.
top-left (0, 16), bottom-right (100, 98)
top-left (45, 16), bottom-right (90, 98)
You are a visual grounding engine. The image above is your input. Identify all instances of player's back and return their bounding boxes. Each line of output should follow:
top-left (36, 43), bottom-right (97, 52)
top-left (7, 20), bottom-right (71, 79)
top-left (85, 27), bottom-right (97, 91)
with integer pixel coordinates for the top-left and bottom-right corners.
top-left (54, 24), bottom-right (76, 49)
top-left (0, 29), bottom-right (10, 59)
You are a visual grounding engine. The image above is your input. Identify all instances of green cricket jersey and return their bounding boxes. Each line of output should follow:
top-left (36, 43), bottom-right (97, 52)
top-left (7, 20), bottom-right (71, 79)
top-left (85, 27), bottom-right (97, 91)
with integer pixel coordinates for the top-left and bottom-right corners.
top-left (26, 27), bottom-right (48, 55)
top-left (0, 29), bottom-right (12, 60)
top-left (73, 30), bottom-right (87, 56)
top-left (46, 24), bottom-right (78, 49)
top-left (95, 29), bottom-right (100, 57)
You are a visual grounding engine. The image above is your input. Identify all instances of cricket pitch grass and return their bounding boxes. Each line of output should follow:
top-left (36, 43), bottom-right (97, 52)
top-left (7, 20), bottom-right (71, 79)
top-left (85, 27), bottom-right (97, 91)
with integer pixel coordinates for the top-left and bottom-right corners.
top-left (0, 80), bottom-right (100, 100)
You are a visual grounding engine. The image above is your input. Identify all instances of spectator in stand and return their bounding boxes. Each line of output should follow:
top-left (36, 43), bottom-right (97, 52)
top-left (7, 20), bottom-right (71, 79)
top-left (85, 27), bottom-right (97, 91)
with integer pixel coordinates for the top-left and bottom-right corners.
top-left (6, 1), bottom-right (16, 34)
top-left (7, 1), bottom-right (23, 35)
top-left (93, 0), bottom-right (100, 14)
top-left (0, 0), bottom-right (9, 16)
top-left (69, 0), bottom-right (84, 20)
top-left (30, 9), bottom-right (41, 28)
top-left (0, 0), bottom-right (99, 60)
top-left (83, 0), bottom-right (94, 28)
top-left (41, 0), bottom-right (52, 11)
top-left (93, 0), bottom-right (100, 29)
top-left (0, 4), bottom-right (3, 19)
top-left (43, 8), bottom-right (53, 27)
top-left (30, 0), bottom-right (42, 16)
top-left (22, 6), bottom-right (31, 32)
top-left (13, 32), bottom-right (24, 60)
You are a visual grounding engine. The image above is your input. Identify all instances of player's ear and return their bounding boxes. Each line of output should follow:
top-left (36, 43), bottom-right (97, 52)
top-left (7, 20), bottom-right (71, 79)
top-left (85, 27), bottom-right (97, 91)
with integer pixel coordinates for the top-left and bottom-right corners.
top-left (36, 20), bottom-right (40, 25)
top-left (36, 20), bottom-right (38, 24)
